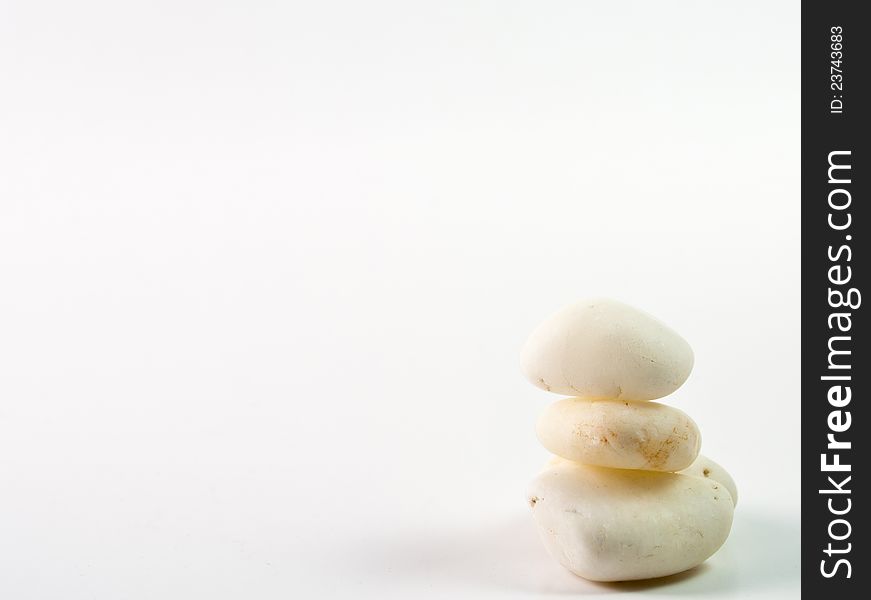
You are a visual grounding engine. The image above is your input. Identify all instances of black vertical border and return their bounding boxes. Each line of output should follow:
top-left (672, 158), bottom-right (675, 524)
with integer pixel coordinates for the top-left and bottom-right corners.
top-left (802, 1), bottom-right (868, 595)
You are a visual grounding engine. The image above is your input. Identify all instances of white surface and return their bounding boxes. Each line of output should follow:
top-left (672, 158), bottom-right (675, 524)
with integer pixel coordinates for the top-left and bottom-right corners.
top-left (0, 1), bottom-right (799, 598)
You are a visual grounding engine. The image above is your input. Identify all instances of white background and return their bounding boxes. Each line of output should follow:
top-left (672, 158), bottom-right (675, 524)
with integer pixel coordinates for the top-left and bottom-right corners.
top-left (0, 1), bottom-right (799, 598)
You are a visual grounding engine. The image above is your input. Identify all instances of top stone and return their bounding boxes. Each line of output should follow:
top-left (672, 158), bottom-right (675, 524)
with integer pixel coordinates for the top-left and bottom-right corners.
top-left (521, 298), bottom-right (694, 401)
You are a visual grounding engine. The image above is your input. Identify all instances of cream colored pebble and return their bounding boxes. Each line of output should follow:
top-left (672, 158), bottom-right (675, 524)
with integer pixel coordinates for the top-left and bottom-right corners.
top-left (536, 397), bottom-right (701, 472)
top-left (521, 298), bottom-right (694, 401)
top-left (528, 458), bottom-right (734, 582)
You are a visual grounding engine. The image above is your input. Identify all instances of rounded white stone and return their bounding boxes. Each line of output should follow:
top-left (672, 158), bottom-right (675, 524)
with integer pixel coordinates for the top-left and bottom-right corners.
top-left (520, 298), bottom-right (694, 401)
top-left (679, 454), bottom-right (738, 506)
top-left (528, 459), bottom-right (734, 582)
top-left (536, 398), bottom-right (701, 472)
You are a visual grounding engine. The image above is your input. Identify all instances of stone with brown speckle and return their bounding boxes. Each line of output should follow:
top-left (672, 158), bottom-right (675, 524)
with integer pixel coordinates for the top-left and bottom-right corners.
top-left (536, 397), bottom-right (701, 472)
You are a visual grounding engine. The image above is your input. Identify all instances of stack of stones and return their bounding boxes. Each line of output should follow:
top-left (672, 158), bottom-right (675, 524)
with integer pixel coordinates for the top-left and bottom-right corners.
top-left (521, 298), bottom-right (737, 582)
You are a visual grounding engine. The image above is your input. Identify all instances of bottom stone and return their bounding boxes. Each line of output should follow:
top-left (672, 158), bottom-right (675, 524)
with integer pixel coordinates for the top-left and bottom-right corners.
top-left (528, 458), bottom-right (734, 582)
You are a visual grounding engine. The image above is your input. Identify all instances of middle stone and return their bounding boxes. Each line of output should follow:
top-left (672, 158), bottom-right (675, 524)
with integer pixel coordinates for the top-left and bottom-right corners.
top-left (537, 398), bottom-right (701, 472)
